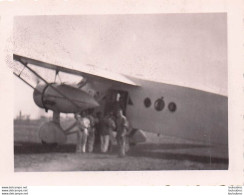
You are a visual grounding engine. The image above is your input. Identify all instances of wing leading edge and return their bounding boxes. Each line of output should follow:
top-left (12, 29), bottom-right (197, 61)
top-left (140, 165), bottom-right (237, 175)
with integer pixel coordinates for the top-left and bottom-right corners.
top-left (13, 54), bottom-right (139, 87)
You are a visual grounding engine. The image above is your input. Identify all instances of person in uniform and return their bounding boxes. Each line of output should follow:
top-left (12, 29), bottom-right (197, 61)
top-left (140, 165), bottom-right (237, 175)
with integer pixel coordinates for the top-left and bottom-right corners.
top-left (86, 110), bottom-right (96, 153)
top-left (74, 112), bottom-right (90, 153)
top-left (115, 109), bottom-right (129, 157)
top-left (99, 113), bottom-right (110, 153)
top-left (64, 111), bottom-right (90, 153)
top-left (94, 112), bottom-right (102, 152)
top-left (107, 112), bottom-right (116, 152)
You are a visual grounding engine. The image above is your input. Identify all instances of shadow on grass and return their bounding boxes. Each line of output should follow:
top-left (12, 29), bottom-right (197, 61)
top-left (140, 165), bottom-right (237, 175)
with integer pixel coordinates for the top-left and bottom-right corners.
top-left (14, 141), bottom-right (209, 154)
top-left (127, 143), bottom-right (228, 169)
top-left (14, 142), bottom-right (76, 154)
top-left (14, 142), bottom-right (228, 169)
top-left (128, 149), bottom-right (228, 166)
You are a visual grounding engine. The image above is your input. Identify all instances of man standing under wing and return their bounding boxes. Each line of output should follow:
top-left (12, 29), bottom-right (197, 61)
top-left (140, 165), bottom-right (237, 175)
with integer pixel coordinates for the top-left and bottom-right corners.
top-left (65, 112), bottom-right (90, 153)
top-left (115, 109), bottom-right (129, 157)
top-left (86, 110), bottom-right (96, 153)
top-left (76, 112), bottom-right (90, 153)
top-left (100, 113), bottom-right (111, 153)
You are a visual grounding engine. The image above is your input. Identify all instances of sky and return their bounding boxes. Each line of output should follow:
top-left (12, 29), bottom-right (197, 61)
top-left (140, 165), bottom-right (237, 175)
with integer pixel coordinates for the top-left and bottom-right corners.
top-left (12, 14), bottom-right (227, 119)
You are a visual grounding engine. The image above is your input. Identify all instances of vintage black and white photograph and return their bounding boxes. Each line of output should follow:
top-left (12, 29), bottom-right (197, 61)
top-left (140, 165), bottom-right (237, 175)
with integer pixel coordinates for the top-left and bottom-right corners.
top-left (11, 13), bottom-right (228, 172)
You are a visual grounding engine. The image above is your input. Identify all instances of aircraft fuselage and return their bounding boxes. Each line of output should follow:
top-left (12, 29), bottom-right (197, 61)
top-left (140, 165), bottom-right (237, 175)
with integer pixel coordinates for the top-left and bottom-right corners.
top-left (104, 77), bottom-right (228, 146)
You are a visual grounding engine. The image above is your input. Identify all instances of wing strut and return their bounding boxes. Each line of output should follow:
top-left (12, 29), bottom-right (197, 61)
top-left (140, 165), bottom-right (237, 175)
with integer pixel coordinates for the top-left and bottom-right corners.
top-left (17, 59), bottom-right (81, 110)
top-left (13, 72), bottom-right (36, 90)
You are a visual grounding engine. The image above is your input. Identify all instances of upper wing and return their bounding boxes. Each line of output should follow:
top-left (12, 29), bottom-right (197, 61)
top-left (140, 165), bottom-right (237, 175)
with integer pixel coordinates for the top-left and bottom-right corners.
top-left (13, 54), bottom-right (139, 87)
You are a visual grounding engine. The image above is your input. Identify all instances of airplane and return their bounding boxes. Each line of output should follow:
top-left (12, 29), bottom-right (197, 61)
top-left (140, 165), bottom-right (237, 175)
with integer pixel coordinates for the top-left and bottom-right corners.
top-left (13, 54), bottom-right (228, 150)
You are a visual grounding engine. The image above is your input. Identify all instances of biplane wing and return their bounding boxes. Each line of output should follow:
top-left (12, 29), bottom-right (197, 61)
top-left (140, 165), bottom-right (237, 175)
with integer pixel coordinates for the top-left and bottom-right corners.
top-left (13, 54), bottom-right (139, 87)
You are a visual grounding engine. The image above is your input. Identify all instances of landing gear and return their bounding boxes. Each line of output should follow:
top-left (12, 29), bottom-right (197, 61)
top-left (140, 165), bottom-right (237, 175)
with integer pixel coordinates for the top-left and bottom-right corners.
top-left (41, 140), bottom-right (58, 147)
top-left (39, 112), bottom-right (66, 145)
top-left (41, 140), bottom-right (47, 145)
top-left (129, 142), bottom-right (136, 147)
top-left (39, 121), bottom-right (66, 145)
top-left (41, 139), bottom-right (58, 151)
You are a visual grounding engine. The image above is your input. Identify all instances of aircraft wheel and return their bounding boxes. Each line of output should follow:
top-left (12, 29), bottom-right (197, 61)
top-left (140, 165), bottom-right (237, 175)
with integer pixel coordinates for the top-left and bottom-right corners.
top-left (129, 142), bottom-right (136, 147)
top-left (41, 140), bottom-right (47, 145)
top-left (39, 121), bottom-right (66, 144)
top-left (41, 140), bottom-right (58, 151)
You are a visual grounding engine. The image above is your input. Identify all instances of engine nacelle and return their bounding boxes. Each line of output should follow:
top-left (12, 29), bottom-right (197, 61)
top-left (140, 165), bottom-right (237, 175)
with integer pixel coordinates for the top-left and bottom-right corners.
top-left (33, 83), bottom-right (99, 113)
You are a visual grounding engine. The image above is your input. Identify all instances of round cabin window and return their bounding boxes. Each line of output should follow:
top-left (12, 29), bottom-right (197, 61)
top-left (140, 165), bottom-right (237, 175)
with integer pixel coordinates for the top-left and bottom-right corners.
top-left (154, 98), bottom-right (165, 111)
top-left (168, 102), bottom-right (177, 112)
top-left (144, 97), bottom-right (151, 108)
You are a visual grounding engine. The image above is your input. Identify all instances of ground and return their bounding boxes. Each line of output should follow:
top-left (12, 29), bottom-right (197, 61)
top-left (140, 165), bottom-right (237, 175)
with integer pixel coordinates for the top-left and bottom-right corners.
top-left (14, 119), bottom-right (228, 171)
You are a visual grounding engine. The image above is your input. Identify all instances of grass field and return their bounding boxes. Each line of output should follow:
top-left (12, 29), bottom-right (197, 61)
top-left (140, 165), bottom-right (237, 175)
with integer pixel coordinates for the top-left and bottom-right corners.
top-left (14, 119), bottom-right (228, 171)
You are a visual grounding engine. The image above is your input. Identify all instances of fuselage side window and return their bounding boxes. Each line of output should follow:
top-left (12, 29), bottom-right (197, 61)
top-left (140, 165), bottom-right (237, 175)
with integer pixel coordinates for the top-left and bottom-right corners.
top-left (144, 97), bottom-right (151, 108)
top-left (154, 98), bottom-right (165, 111)
top-left (168, 102), bottom-right (177, 112)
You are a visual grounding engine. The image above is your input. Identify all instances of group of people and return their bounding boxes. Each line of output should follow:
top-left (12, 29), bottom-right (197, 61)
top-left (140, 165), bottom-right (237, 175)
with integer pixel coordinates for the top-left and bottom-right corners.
top-left (65, 109), bottom-right (129, 157)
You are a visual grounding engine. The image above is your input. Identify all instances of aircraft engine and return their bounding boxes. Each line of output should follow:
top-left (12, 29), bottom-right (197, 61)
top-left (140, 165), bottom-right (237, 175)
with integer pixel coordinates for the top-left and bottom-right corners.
top-left (33, 83), bottom-right (99, 113)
